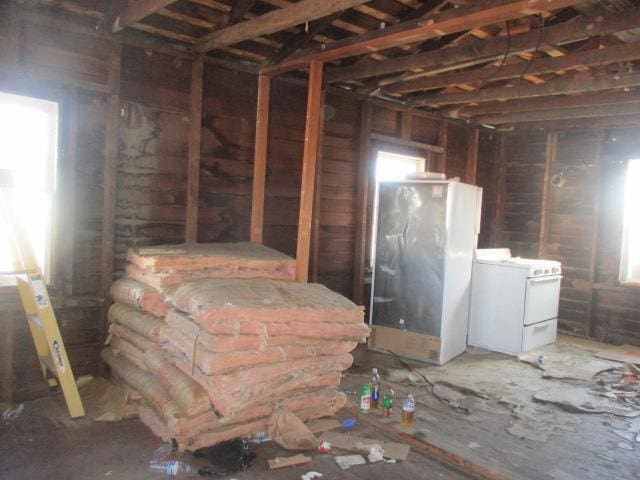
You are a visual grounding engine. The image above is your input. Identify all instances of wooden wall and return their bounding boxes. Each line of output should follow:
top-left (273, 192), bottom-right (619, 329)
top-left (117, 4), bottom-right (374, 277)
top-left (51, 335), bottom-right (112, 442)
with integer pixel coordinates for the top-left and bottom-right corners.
top-left (494, 126), bottom-right (640, 345)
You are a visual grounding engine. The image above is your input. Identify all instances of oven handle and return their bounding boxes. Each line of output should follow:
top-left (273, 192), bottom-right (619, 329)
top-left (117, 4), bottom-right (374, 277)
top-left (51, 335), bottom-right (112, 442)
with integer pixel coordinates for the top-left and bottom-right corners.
top-left (529, 276), bottom-right (562, 284)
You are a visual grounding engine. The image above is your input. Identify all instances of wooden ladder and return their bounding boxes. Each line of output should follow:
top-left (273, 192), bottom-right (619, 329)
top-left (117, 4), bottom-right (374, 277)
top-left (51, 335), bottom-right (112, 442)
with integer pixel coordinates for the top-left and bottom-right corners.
top-left (0, 185), bottom-right (85, 418)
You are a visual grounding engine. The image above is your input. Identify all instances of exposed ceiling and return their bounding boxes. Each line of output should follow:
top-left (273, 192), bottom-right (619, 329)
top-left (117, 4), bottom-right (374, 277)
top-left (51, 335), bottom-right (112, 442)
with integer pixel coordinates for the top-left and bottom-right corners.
top-left (32, 0), bottom-right (640, 127)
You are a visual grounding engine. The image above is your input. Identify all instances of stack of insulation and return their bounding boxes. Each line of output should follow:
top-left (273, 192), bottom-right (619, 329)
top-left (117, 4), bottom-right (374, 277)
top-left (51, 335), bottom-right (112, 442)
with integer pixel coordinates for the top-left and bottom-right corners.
top-left (101, 242), bottom-right (369, 451)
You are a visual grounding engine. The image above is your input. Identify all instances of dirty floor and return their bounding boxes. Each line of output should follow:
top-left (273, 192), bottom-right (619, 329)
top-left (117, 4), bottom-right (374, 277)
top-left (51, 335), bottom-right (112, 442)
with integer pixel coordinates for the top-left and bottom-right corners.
top-left (346, 335), bottom-right (640, 480)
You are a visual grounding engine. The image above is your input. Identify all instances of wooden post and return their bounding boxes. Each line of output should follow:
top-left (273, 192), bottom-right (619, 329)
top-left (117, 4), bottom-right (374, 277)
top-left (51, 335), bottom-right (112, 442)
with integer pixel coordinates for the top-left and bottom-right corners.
top-left (491, 133), bottom-right (507, 247)
top-left (466, 127), bottom-right (479, 185)
top-left (436, 120), bottom-right (448, 174)
top-left (295, 60), bottom-right (324, 283)
top-left (587, 131), bottom-right (604, 337)
top-left (353, 101), bottom-right (372, 305)
top-left (61, 88), bottom-right (78, 297)
top-left (310, 91), bottom-right (326, 283)
top-left (538, 132), bottom-right (557, 257)
top-left (400, 110), bottom-right (412, 140)
top-left (250, 74), bottom-right (271, 243)
top-left (185, 54), bottom-right (204, 243)
top-left (100, 41), bottom-right (122, 301)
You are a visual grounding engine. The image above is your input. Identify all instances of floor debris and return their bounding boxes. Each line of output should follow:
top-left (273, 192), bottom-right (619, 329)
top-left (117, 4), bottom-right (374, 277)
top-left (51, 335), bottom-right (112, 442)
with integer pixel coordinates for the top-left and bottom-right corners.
top-left (594, 344), bottom-right (640, 365)
top-left (267, 454), bottom-right (312, 469)
top-left (519, 346), bottom-right (619, 382)
top-left (300, 471), bottom-right (323, 480)
top-left (319, 431), bottom-right (410, 461)
top-left (334, 454), bottom-right (366, 470)
top-left (534, 384), bottom-right (640, 417)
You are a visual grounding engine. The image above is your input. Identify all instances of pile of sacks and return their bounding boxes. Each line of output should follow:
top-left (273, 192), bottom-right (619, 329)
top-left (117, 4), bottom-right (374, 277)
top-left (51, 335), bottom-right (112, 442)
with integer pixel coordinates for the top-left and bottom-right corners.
top-left (101, 242), bottom-right (369, 450)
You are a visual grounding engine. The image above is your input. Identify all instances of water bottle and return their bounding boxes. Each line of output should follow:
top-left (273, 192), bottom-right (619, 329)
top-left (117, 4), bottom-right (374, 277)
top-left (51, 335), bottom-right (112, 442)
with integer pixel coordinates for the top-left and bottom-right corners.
top-left (401, 394), bottom-right (416, 426)
top-left (149, 460), bottom-right (194, 477)
top-left (370, 368), bottom-right (381, 410)
top-left (359, 382), bottom-right (371, 413)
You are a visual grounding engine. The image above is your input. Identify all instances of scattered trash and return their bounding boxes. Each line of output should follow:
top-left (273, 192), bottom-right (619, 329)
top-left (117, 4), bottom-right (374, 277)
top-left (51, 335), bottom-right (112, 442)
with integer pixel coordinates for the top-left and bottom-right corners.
top-left (371, 368), bottom-right (381, 410)
top-left (538, 355), bottom-right (549, 365)
top-left (617, 441), bottom-right (634, 451)
top-left (267, 407), bottom-right (318, 450)
top-left (268, 454), bottom-right (312, 470)
top-left (360, 382), bottom-right (371, 413)
top-left (320, 431), bottom-right (410, 461)
top-left (194, 438), bottom-right (256, 475)
top-left (594, 345), bottom-right (640, 365)
top-left (149, 460), bottom-right (194, 477)
top-left (105, 471), bottom-right (112, 476)
top-left (301, 471), bottom-right (323, 480)
top-left (334, 454), bottom-right (366, 470)
top-left (468, 442), bottom-right (480, 449)
top-left (341, 418), bottom-right (357, 428)
top-left (305, 419), bottom-right (341, 434)
top-left (432, 383), bottom-right (475, 413)
top-left (2, 403), bottom-right (24, 421)
top-left (383, 385), bottom-right (394, 417)
top-left (247, 431), bottom-right (270, 444)
top-left (78, 377), bottom-right (129, 422)
top-left (367, 444), bottom-right (385, 463)
top-left (318, 440), bottom-right (332, 453)
top-left (401, 394), bottom-right (416, 426)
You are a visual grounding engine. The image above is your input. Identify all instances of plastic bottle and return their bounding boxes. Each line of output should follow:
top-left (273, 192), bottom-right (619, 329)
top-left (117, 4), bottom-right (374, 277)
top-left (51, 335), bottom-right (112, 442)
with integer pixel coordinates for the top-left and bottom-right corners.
top-left (149, 460), bottom-right (194, 477)
top-left (359, 382), bottom-right (371, 413)
top-left (401, 394), bottom-right (416, 426)
top-left (382, 385), bottom-right (394, 418)
top-left (370, 368), bottom-right (381, 410)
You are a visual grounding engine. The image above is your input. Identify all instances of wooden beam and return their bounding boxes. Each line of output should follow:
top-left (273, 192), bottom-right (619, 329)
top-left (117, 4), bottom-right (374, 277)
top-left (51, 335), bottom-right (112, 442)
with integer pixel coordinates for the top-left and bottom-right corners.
top-left (491, 134), bottom-right (507, 246)
top-left (61, 88), bottom-right (79, 297)
top-left (185, 55), bottom-right (204, 243)
top-left (538, 132), bottom-right (556, 257)
top-left (370, 133), bottom-right (444, 154)
top-left (264, 0), bottom-right (585, 75)
top-left (112, 0), bottom-right (179, 32)
top-left (436, 120), bottom-right (448, 173)
top-left (475, 101), bottom-right (640, 125)
top-left (223, 0), bottom-right (257, 26)
top-left (250, 74), bottom-right (271, 244)
top-left (466, 128), bottom-right (479, 185)
top-left (353, 101), bottom-right (372, 306)
top-left (459, 90), bottom-right (640, 118)
top-left (310, 91), bottom-right (327, 283)
top-left (384, 42), bottom-right (640, 95)
top-left (196, 0), bottom-right (369, 52)
top-left (400, 111), bottom-right (412, 140)
top-left (326, 10), bottom-right (640, 83)
top-left (587, 133), bottom-right (604, 337)
top-left (100, 42), bottom-right (122, 302)
top-left (295, 60), bottom-right (324, 283)
top-left (413, 71), bottom-right (640, 107)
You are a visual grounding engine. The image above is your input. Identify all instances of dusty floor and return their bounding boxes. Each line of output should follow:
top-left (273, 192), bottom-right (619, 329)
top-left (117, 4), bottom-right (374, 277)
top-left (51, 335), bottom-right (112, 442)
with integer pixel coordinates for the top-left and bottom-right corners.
top-left (347, 335), bottom-right (640, 480)
top-left (0, 394), bottom-right (468, 479)
top-left (1, 335), bottom-right (638, 480)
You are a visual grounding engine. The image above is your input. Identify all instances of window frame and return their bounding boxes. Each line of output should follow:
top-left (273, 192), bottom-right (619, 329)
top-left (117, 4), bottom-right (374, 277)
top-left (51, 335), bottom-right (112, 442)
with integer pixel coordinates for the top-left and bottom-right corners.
top-left (619, 158), bottom-right (640, 287)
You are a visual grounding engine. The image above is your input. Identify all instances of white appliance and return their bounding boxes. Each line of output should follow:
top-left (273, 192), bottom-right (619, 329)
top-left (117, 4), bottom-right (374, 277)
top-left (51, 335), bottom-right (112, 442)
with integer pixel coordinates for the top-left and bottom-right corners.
top-left (369, 180), bottom-right (482, 365)
top-left (468, 248), bottom-right (561, 356)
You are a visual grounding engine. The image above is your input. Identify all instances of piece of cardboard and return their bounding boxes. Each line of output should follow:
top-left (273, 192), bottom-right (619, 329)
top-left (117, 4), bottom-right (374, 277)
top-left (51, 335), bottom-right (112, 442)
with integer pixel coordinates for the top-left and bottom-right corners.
top-left (369, 325), bottom-right (441, 364)
top-left (268, 454), bottom-right (312, 469)
top-left (320, 431), bottom-right (410, 461)
top-left (305, 418), bottom-right (342, 434)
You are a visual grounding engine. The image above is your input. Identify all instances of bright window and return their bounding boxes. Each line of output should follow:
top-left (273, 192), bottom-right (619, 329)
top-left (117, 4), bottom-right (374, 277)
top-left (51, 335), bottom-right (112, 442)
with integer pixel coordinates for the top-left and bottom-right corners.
top-left (0, 92), bottom-right (59, 283)
top-left (620, 159), bottom-right (640, 285)
top-left (375, 150), bottom-right (425, 181)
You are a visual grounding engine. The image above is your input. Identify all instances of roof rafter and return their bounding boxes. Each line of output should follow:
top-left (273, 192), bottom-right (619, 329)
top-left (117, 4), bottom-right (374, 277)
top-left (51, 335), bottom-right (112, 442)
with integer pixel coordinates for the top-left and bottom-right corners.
top-left (112, 0), bottom-right (179, 32)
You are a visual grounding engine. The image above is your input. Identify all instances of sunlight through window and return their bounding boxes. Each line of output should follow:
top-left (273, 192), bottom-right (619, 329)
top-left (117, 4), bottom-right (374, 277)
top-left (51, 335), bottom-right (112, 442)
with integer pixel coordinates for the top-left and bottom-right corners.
top-left (620, 159), bottom-right (640, 285)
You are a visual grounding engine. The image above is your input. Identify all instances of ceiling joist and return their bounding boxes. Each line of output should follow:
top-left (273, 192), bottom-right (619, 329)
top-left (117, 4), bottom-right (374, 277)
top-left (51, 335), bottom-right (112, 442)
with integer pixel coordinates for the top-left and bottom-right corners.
top-left (112, 0), bottom-right (178, 32)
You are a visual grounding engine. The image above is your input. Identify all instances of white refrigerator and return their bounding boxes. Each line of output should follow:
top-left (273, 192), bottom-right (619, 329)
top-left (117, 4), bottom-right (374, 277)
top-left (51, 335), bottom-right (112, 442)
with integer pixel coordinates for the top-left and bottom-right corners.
top-left (368, 180), bottom-right (482, 365)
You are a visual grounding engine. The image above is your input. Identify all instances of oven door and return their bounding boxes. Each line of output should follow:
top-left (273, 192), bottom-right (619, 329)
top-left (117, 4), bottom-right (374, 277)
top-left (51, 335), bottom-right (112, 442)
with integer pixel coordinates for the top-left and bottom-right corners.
top-left (523, 275), bottom-right (561, 326)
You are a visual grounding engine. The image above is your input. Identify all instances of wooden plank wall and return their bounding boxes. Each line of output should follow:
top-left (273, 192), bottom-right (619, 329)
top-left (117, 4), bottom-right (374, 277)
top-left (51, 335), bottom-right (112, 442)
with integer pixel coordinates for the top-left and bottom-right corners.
top-left (494, 126), bottom-right (640, 345)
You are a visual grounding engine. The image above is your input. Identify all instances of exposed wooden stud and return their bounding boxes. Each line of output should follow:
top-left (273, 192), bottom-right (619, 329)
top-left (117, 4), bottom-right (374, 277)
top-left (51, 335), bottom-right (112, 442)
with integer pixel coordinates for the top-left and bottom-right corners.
top-left (186, 54), bottom-right (204, 243)
top-left (196, 0), bottom-right (369, 52)
top-left (436, 120), bottom-right (448, 173)
top-left (264, 0), bottom-right (586, 75)
top-left (466, 128), bottom-right (479, 185)
top-left (460, 90), bottom-right (640, 119)
top-left (383, 42), bottom-right (640, 95)
top-left (326, 10), bottom-right (640, 83)
top-left (370, 133), bottom-right (444, 154)
top-left (250, 74), bottom-right (271, 244)
top-left (587, 132), bottom-right (604, 337)
top-left (353, 101), bottom-right (372, 305)
top-left (310, 91), bottom-right (327, 283)
top-left (222, 0), bottom-right (257, 26)
top-left (100, 41), bottom-right (122, 301)
top-left (295, 60), bottom-right (324, 283)
top-left (491, 133), bottom-right (507, 246)
top-left (538, 132), bottom-right (557, 257)
top-left (400, 111), bottom-right (412, 140)
top-left (414, 72), bottom-right (640, 107)
top-left (476, 102), bottom-right (640, 125)
top-left (112, 0), bottom-right (179, 32)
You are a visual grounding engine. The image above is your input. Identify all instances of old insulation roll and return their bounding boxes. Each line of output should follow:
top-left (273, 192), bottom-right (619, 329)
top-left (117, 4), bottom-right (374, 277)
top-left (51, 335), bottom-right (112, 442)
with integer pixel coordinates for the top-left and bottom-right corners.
top-left (109, 278), bottom-right (168, 316)
top-left (108, 303), bottom-right (164, 342)
top-left (101, 347), bottom-right (183, 426)
top-left (143, 348), bottom-right (212, 417)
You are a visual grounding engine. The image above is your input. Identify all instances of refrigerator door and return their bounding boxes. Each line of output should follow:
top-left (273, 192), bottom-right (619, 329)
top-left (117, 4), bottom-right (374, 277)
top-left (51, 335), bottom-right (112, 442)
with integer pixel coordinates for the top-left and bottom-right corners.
top-left (371, 182), bottom-right (447, 337)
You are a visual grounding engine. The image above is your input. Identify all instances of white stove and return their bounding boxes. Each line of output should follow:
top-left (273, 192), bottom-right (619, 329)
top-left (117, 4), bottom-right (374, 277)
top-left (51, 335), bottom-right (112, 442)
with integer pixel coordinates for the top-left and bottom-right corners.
top-left (468, 249), bottom-right (562, 355)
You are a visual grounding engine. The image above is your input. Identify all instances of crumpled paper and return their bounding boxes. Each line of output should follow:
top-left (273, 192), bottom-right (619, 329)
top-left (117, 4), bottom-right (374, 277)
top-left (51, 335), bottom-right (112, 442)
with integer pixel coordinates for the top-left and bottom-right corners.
top-left (267, 407), bottom-right (319, 450)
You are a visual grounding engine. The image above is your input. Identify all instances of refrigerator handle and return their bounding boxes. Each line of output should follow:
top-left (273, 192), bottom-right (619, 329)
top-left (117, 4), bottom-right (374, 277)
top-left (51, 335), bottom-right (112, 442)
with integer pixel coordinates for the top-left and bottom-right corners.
top-left (474, 187), bottom-right (483, 235)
